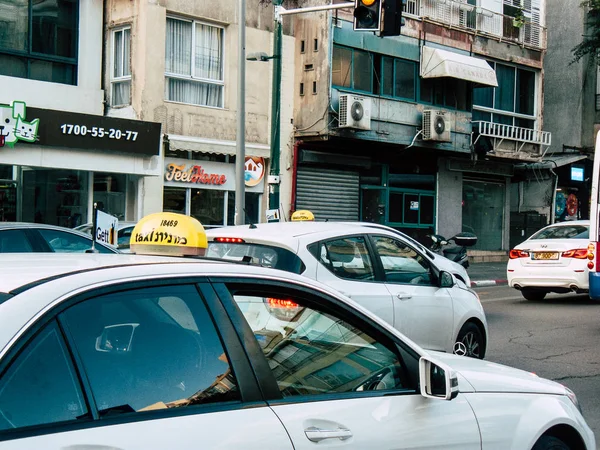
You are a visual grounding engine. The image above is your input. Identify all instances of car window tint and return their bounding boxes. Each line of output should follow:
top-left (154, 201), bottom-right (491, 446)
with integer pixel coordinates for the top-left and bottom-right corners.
top-left (320, 236), bottom-right (375, 281)
top-left (0, 322), bottom-right (87, 431)
top-left (233, 293), bottom-right (409, 397)
top-left (61, 285), bottom-right (239, 414)
top-left (530, 225), bottom-right (589, 240)
top-left (38, 229), bottom-right (114, 253)
top-left (372, 236), bottom-right (432, 285)
top-left (0, 229), bottom-right (33, 252)
top-left (118, 227), bottom-right (133, 247)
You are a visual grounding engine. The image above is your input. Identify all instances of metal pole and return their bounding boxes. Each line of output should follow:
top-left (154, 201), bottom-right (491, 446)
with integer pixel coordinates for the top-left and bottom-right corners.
top-left (269, 0), bottom-right (283, 211)
top-left (278, 2), bottom-right (353, 15)
top-left (235, 0), bottom-right (246, 225)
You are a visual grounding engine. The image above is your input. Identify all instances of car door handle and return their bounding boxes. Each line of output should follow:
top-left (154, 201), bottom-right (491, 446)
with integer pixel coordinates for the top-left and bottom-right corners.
top-left (396, 292), bottom-right (412, 300)
top-left (304, 426), bottom-right (353, 442)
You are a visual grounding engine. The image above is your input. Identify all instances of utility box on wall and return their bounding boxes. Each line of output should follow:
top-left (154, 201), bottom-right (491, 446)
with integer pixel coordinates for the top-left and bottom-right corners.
top-left (510, 211), bottom-right (547, 249)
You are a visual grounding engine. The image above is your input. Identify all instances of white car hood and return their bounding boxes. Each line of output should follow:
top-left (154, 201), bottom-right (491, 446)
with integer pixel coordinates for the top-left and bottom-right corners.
top-left (430, 352), bottom-right (566, 395)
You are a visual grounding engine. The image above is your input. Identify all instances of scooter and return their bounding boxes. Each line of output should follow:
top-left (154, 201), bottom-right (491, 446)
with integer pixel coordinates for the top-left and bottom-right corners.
top-left (429, 232), bottom-right (478, 269)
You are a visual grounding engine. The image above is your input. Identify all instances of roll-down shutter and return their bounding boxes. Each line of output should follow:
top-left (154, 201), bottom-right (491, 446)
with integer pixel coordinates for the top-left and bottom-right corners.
top-left (295, 167), bottom-right (359, 221)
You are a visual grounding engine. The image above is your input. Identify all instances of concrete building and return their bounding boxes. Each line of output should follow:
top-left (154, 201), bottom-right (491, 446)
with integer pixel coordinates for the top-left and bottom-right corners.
top-left (0, 0), bottom-right (162, 227)
top-left (286, 0), bottom-right (550, 256)
top-left (543, 0), bottom-right (596, 229)
top-left (104, 0), bottom-right (295, 226)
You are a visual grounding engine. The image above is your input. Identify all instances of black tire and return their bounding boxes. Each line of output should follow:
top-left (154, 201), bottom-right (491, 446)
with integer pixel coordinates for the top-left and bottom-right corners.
top-left (531, 435), bottom-right (570, 450)
top-left (453, 322), bottom-right (485, 359)
top-left (522, 289), bottom-right (547, 301)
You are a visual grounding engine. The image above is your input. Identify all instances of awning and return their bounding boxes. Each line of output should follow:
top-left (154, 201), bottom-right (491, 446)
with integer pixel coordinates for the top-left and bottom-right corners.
top-left (515, 154), bottom-right (588, 170)
top-left (167, 134), bottom-right (271, 159)
top-left (420, 46), bottom-right (498, 87)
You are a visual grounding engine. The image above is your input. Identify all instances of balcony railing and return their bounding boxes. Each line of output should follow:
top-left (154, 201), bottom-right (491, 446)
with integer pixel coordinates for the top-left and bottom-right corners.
top-left (474, 121), bottom-right (551, 146)
top-left (405, 0), bottom-right (545, 50)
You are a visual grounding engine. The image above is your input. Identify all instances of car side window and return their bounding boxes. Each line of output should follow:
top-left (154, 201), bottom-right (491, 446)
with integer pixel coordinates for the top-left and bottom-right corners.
top-left (372, 236), bottom-right (433, 286)
top-left (61, 285), bottom-right (239, 415)
top-left (232, 291), bottom-right (414, 397)
top-left (38, 229), bottom-right (113, 253)
top-left (0, 229), bottom-right (33, 252)
top-left (0, 322), bottom-right (87, 431)
top-left (118, 227), bottom-right (133, 248)
top-left (319, 236), bottom-right (375, 281)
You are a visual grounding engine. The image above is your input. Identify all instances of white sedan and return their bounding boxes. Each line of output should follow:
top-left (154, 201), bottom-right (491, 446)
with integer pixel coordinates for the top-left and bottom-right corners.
top-left (0, 253), bottom-right (594, 450)
top-left (508, 220), bottom-right (590, 301)
top-left (205, 222), bottom-right (487, 358)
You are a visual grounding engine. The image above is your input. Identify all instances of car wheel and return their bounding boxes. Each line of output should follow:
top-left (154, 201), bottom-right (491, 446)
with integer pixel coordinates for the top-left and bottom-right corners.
top-left (453, 322), bottom-right (485, 359)
top-left (521, 289), bottom-right (547, 301)
top-left (531, 435), bottom-right (570, 450)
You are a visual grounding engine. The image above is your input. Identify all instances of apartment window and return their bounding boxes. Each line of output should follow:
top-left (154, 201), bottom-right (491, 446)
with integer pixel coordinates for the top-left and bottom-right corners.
top-left (111, 27), bottom-right (131, 107)
top-left (0, 0), bottom-right (78, 85)
top-left (473, 61), bottom-right (536, 128)
top-left (332, 45), bottom-right (372, 92)
top-left (165, 17), bottom-right (224, 108)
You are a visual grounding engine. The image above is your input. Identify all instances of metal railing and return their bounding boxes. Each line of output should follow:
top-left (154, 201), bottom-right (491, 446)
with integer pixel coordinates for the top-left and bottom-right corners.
top-left (406, 0), bottom-right (545, 50)
top-left (474, 120), bottom-right (551, 146)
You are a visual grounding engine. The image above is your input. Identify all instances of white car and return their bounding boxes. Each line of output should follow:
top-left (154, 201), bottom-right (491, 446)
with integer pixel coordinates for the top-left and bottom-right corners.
top-left (0, 253), bottom-right (594, 450)
top-left (205, 222), bottom-right (488, 359)
top-left (508, 220), bottom-right (590, 301)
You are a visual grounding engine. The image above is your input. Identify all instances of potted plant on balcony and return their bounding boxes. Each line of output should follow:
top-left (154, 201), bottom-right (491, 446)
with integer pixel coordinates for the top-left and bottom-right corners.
top-left (512, 8), bottom-right (525, 28)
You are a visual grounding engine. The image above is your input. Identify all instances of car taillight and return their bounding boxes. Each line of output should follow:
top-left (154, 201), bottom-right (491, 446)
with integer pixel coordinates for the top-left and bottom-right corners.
top-left (214, 237), bottom-right (245, 243)
top-left (509, 249), bottom-right (530, 259)
top-left (589, 243), bottom-right (596, 270)
top-left (561, 249), bottom-right (589, 259)
top-left (265, 298), bottom-right (303, 322)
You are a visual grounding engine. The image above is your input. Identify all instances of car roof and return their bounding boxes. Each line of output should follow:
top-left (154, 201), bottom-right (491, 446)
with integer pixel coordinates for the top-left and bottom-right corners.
top-left (543, 220), bottom-right (589, 227)
top-left (0, 253), bottom-right (422, 357)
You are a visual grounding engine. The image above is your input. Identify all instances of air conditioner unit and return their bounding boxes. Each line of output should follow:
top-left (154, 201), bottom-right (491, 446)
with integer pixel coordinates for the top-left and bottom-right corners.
top-left (422, 110), bottom-right (452, 142)
top-left (338, 94), bottom-right (371, 131)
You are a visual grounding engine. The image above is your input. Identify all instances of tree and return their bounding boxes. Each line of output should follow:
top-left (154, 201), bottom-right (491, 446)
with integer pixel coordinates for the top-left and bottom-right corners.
top-left (572, 0), bottom-right (600, 64)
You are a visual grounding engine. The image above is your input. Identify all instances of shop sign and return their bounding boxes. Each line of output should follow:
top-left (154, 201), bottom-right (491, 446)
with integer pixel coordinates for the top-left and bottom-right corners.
top-left (165, 163), bottom-right (227, 185)
top-left (95, 209), bottom-right (118, 248)
top-left (8, 105), bottom-right (161, 156)
top-left (245, 157), bottom-right (265, 187)
top-left (0, 101), bottom-right (40, 148)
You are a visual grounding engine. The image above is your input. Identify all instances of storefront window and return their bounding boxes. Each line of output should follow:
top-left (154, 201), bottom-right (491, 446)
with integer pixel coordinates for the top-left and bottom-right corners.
top-left (191, 189), bottom-right (225, 226)
top-left (227, 192), bottom-right (261, 225)
top-left (93, 173), bottom-right (126, 220)
top-left (462, 180), bottom-right (504, 250)
top-left (22, 169), bottom-right (88, 228)
top-left (163, 187), bottom-right (186, 214)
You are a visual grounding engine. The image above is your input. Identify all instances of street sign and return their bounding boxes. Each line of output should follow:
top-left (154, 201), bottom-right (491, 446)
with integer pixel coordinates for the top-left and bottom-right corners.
top-left (96, 209), bottom-right (118, 248)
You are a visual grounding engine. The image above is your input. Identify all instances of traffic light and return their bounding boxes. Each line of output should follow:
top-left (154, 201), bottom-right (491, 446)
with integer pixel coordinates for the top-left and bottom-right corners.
top-left (353, 0), bottom-right (382, 32)
top-left (381, 0), bottom-right (406, 37)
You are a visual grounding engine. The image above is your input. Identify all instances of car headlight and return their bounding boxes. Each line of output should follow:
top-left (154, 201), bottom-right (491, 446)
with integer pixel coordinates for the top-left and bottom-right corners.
top-left (565, 386), bottom-right (582, 413)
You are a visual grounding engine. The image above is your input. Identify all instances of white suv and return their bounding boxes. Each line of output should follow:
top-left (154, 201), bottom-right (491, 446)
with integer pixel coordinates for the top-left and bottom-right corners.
top-left (206, 221), bottom-right (488, 359)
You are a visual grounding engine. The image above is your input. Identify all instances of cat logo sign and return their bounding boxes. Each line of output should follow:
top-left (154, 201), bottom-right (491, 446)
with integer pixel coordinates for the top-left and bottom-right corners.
top-left (291, 210), bottom-right (315, 222)
top-left (130, 212), bottom-right (208, 257)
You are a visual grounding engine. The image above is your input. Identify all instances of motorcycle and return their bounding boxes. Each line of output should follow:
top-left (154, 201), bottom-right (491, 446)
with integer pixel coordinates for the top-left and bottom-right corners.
top-left (429, 232), bottom-right (478, 269)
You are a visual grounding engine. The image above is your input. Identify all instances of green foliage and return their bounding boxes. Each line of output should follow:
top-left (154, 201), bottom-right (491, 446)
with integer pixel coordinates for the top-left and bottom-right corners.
top-left (572, 0), bottom-right (600, 64)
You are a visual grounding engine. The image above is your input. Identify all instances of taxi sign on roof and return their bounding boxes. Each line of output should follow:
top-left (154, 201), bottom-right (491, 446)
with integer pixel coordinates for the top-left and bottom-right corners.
top-left (130, 212), bottom-right (208, 257)
top-left (291, 210), bottom-right (314, 221)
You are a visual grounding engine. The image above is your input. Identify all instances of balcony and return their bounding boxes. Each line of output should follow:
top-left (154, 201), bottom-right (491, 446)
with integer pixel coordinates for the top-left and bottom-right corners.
top-left (473, 121), bottom-right (551, 161)
top-left (404, 0), bottom-right (545, 50)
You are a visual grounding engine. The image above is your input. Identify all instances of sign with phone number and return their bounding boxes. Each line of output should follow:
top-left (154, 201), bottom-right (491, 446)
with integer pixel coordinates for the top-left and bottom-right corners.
top-left (29, 107), bottom-right (162, 156)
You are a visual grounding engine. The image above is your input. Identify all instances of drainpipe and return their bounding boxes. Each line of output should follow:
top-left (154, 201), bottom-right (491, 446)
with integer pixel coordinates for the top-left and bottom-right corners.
top-left (550, 167), bottom-right (558, 224)
top-left (101, 0), bottom-right (108, 115)
top-left (290, 140), bottom-right (302, 217)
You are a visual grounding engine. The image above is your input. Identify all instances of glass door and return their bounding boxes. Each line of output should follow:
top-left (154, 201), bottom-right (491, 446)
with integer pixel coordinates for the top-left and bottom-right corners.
top-left (462, 179), bottom-right (505, 250)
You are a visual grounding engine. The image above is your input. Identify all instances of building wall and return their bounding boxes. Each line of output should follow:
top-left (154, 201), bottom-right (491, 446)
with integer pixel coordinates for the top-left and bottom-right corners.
top-left (436, 158), bottom-right (463, 239)
top-left (0, 0), bottom-right (104, 115)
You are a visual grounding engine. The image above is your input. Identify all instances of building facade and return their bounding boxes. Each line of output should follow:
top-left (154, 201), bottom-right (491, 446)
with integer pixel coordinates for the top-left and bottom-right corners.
top-left (104, 0), bottom-right (296, 226)
top-left (287, 0), bottom-right (549, 253)
top-left (0, 0), bottom-right (162, 226)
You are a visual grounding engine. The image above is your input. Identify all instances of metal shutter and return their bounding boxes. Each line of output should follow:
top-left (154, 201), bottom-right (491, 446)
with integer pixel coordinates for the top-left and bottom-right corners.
top-left (295, 167), bottom-right (359, 221)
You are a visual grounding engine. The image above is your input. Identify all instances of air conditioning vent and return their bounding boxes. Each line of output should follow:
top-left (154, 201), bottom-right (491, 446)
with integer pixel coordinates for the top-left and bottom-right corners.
top-left (422, 110), bottom-right (452, 142)
top-left (338, 94), bottom-right (371, 131)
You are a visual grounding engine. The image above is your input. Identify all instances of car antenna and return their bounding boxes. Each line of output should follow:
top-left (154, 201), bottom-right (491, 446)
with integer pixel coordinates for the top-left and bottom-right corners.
top-left (244, 208), bottom-right (257, 229)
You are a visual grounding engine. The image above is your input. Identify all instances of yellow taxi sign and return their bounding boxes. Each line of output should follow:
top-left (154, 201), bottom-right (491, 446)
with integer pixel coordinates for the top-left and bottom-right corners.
top-left (130, 212), bottom-right (208, 257)
top-left (291, 210), bottom-right (315, 222)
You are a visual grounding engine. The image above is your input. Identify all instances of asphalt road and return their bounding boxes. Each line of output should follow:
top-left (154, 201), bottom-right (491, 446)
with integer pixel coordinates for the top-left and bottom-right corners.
top-left (475, 285), bottom-right (600, 444)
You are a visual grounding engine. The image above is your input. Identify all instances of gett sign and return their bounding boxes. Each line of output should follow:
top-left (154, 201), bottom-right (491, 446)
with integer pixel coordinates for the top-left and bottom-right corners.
top-left (96, 210), bottom-right (118, 248)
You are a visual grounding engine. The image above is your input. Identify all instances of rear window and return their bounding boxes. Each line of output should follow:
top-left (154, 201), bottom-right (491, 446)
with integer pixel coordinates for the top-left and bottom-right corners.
top-left (530, 225), bottom-right (589, 240)
top-left (206, 242), bottom-right (306, 274)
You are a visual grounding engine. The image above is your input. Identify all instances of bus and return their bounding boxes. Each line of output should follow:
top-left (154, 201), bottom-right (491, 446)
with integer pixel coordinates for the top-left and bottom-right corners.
top-left (589, 133), bottom-right (600, 299)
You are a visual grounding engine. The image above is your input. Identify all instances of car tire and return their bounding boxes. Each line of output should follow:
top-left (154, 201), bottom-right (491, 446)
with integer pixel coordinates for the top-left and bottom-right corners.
top-left (531, 435), bottom-right (570, 450)
top-left (521, 289), bottom-right (547, 301)
top-left (453, 322), bottom-right (485, 359)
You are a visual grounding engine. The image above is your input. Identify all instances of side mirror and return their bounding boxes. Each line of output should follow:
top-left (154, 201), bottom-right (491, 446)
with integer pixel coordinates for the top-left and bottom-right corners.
top-left (95, 323), bottom-right (139, 353)
top-left (419, 356), bottom-right (459, 400)
top-left (439, 270), bottom-right (455, 288)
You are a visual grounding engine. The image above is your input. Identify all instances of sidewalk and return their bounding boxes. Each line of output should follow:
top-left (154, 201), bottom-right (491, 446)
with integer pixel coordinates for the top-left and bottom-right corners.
top-left (468, 261), bottom-right (508, 287)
